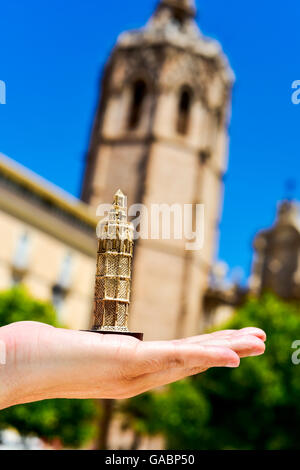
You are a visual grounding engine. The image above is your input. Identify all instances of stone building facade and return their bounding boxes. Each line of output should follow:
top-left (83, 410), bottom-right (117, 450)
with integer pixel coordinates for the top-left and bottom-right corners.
top-left (250, 200), bottom-right (300, 300)
top-left (0, 153), bottom-right (96, 330)
top-left (81, 0), bottom-right (233, 340)
top-left (202, 200), bottom-right (300, 325)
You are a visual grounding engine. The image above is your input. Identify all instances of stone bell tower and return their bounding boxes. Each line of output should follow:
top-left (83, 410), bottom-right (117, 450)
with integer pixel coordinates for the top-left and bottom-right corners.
top-left (251, 200), bottom-right (300, 300)
top-left (81, 0), bottom-right (233, 340)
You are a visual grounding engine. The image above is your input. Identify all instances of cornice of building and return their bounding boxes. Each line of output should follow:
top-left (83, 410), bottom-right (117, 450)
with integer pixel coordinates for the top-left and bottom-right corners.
top-left (0, 154), bottom-right (97, 230)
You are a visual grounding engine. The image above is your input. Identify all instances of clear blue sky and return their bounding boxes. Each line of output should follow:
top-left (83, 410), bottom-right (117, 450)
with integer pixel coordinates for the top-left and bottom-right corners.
top-left (0, 0), bottom-right (300, 283)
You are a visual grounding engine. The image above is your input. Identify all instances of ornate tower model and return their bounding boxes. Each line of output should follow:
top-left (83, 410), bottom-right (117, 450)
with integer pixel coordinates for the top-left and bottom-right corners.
top-left (82, 0), bottom-right (233, 340)
top-left (91, 190), bottom-right (143, 339)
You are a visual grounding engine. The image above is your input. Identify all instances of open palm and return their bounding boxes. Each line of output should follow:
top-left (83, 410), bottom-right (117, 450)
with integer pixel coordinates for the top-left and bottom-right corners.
top-left (0, 321), bottom-right (266, 409)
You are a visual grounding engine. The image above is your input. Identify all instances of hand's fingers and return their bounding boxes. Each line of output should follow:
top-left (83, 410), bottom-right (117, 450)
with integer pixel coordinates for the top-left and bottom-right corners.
top-left (124, 368), bottom-right (199, 397)
top-left (234, 327), bottom-right (266, 341)
top-left (176, 327), bottom-right (267, 345)
top-left (134, 335), bottom-right (265, 393)
top-left (130, 342), bottom-right (240, 377)
top-left (125, 346), bottom-right (240, 397)
top-left (196, 334), bottom-right (265, 358)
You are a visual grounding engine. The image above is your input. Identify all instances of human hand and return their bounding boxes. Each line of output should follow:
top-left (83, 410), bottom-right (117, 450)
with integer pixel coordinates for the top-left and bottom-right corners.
top-left (0, 321), bottom-right (266, 409)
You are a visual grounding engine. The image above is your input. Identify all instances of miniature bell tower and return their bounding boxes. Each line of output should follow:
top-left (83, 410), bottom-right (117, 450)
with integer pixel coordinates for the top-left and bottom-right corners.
top-left (81, 0), bottom-right (233, 340)
top-left (91, 190), bottom-right (143, 340)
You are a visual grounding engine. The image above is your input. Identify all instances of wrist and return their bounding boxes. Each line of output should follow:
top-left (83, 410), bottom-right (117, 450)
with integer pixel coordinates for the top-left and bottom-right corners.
top-left (0, 329), bottom-right (15, 409)
top-left (0, 325), bottom-right (40, 409)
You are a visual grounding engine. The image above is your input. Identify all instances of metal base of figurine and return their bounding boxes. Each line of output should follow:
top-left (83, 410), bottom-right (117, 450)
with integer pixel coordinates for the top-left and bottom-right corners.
top-left (85, 330), bottom-right (144, 341)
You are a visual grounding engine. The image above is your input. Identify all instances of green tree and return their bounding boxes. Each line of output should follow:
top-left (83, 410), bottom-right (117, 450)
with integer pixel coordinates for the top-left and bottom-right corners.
top-left (121, 294), bottom-right (300, 449)
top-left (0, 286), bottom-right (98, 448)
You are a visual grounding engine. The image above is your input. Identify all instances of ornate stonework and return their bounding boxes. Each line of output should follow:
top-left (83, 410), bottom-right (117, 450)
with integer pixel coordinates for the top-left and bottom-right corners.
top-left (112, 48), bottom-right (164, 91)
top-left (117, 0), bottom-right (233, 83)
top-left (103, 0), bottom-right (233, 109)
top-left (251, 200), bottom-right (300, 300)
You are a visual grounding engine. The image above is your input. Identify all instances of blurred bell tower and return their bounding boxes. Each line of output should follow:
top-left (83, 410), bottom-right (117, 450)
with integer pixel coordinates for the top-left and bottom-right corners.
top-left (251, 200), bottom-right (300, 300)
top-left (81, 0), bottom-right (234, 340)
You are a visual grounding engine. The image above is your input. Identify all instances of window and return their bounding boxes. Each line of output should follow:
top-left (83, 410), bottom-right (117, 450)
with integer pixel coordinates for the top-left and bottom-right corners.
top-left (215, 108), bottom-right (223, 128)
top-left (57, 252), bottom-right (73, 289)
top-left (177, 87), bottom-right (192, 135)
top-left (199, 149), bottom-right (211, 164)
top-left (128, 79), bottom-right (147, 130)
top-left (13, 231), bottom-right (30, 271)
top-left (11, 231), bottom-right (31, 285)
top-left (173, 11), bottom-right (185, 29)
top-left (52, 284), bottom-right (66, 318)
top-left (11, 271), bottom-right (24, 286)
top-left (51, 252), bottom-right (73, 318)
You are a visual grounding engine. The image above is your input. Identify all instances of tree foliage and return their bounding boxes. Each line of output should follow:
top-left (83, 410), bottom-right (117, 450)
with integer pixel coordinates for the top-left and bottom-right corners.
top-left (0, 286), bottom-right (98, 448)
top-left (121, 294), bottom-right (300, 449)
